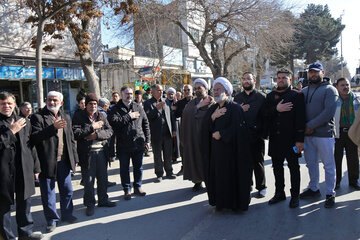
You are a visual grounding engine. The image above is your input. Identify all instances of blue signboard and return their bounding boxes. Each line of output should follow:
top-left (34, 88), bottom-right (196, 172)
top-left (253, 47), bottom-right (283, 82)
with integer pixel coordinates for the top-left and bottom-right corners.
top-left (56, 68), bottom-right (85, 80)
top-left (0, 66), bottom-right (54, 79)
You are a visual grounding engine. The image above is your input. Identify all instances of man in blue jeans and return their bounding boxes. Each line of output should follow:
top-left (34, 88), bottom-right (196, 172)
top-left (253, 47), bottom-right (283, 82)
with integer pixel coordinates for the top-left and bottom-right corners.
top-left (108, 86), bottom-right (150, 200)
top-left (300, 62), bottom-right (339, 208)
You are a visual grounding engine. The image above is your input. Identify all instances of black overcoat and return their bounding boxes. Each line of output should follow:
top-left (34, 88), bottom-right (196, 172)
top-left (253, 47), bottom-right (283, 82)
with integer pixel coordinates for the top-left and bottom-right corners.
top-left (72, 109), bottom-right (113, 169)
top-left (0, 113), bottom-right (40, 205)
top-left (30, 107), bottom-right (78, 179)
top-left (201, 101), bottom-right (252, 211)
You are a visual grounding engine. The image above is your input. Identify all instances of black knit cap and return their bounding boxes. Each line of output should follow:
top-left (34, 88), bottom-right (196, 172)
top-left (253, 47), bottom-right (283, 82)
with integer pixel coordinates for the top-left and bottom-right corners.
top-left (85, 93), bottom-right (98, 105)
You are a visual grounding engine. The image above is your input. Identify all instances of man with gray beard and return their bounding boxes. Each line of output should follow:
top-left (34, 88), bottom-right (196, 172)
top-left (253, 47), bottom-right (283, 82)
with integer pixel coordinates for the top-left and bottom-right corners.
top-left (31, 91), bottom-right (78, 232)
top-left (181, 79), bottom-right (214, 191)
top-left (201, 77), bottom-right (252, 211)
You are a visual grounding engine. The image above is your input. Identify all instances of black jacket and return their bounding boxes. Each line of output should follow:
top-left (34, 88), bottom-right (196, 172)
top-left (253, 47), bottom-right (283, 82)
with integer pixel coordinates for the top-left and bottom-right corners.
top-left (234, 89), bottom-right (266, 140)
top-left (174, 97), bottom-right (192, 118)
top-left (31, 107), bottom-right (78, 179)
top-left (72, 109), bottom-right (113, 168)
top-left (0, 113), bottom-right (40, 204)
top-left (262, 88), bottom-right (305, 158)
top-left (108, 100), bottom-right (150, 153)
top-left (144, 97), bottom-right (176, 142)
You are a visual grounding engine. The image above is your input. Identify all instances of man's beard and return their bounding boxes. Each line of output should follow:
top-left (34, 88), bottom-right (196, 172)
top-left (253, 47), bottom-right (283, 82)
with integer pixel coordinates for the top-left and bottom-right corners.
top-left (214, 92), bottom-right (227, 103)
top-left (47, 104), bottom-right (61, 114)
top-left (277, 84), bottom-right (289, 90)
top-left (310, 76), bottom-right (322, 84)
top-left (195, 91), bottom-right (205, 98)
top-left (243, 84), bottom-right (254, 91)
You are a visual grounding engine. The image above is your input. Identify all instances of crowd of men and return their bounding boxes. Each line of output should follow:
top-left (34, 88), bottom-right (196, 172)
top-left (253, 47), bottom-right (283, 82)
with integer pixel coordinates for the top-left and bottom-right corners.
top-left (1, 61), bottom-right (360, 240)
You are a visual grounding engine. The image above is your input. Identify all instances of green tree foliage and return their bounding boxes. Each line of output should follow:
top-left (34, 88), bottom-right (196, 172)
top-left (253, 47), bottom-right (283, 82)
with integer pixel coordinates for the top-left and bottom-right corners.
top-left (294, 4), bottom-right (344, 63)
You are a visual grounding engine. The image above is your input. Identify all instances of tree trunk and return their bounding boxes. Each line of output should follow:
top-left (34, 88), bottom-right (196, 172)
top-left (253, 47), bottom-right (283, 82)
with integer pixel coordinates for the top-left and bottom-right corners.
top-left (80, 52), bottom-right (100, 97)
top-left (35, 20), bottom-right (45, 108)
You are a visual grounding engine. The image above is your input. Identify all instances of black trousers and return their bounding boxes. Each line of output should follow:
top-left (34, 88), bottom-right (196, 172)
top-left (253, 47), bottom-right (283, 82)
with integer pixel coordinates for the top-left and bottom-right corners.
top-left (334, 130), bottom-right (359, 185)
top-left (0, 196), bottom-right (33, 240)
top-left (151, 133), bottom-right (173, 177)
top-left (250, 138), bottom-right (266, 191)
top-left (272, 154), bottom-right (300, 197)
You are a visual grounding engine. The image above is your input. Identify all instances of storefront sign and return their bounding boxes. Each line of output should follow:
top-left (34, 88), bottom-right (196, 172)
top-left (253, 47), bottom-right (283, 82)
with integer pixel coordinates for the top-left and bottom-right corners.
top-left (56, 68), bottom-right (85, 80)
top-left (0, 66), bottom-right (54, 80)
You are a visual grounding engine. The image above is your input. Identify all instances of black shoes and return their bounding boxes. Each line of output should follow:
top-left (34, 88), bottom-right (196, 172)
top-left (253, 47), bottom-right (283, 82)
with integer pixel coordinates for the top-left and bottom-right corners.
top-left (124, 192), bottom-right (132, 200)
top-left (324, 195), bottom-right (335, 208)
top-left (107, 181), bottom-right (116, 187)
top-left (19, 233), bottom-right (43, 240)
top-left (299, 189), bottom-right (321, 199)
top-left (86, 206), bottom-right (95, 216)
top-left (289, 197), bottom-right (299, 208)
top-left (192, 182), bottom-right (204, 192)
top-left (46, 223), bottom-right (56, 233)
top-left (165, 174), bottom-right (176, 179)
top-left (61, 215), bottom-right (77, 224)
top-left (154, 177), bottom-right (162, 183)
top-left (134, 188), bottom-right (146, 196)
top-left (268, 194), bottom-right (286, 205)
top-left (98, 201), bottom-right (117, 207)
top-left (349, 182), bottom-right (360, 190)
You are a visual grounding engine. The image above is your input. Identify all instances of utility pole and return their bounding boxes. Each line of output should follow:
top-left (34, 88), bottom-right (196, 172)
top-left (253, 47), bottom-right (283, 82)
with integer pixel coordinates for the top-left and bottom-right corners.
top-left (340, 10), bottom-right (345, 78)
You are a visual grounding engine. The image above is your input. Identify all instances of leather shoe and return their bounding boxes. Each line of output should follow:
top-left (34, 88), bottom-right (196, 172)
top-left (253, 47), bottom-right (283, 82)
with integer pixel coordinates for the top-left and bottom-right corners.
top-left (86, 206), bottom-right (94, 216)
top-left (98, 201), bottom-right (117, 207)
top-left (107, 181), bottom-right (116, 187)
top-left (124, 192), bottom-right (132, 200)
top-left (289, 197), bottom-right (299, 208)
top-left (349, 182), bottom-right (360, 190)
top-left (154, 177), bottom-right (162, 183)
top-left (166, 174), bottom-right (176, 179)
top-left (46, 223), bottom-right (56, 233)
top-left (19, 232), bottom-right (43, 240)
top-left (134, 188), bottom-right (146, 196)
top-left (61, 216), bottom-right (77, 224)
top-left (268, 194), bottom-right (286, 205)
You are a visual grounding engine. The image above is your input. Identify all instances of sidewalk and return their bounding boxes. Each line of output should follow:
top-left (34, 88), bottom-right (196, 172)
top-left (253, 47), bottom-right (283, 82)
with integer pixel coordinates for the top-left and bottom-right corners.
top-left (11, 146), bottom-right (360, 240)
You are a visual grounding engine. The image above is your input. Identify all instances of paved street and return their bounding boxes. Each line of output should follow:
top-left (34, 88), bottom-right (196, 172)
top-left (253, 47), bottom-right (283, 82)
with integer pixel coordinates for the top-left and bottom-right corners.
top-left (11, 144), bottom-right (360, 240)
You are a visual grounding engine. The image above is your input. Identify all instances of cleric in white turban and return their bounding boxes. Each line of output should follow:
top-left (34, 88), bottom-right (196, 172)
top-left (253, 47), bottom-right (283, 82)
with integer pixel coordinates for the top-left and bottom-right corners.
top-left (193, 78), bottom-right (209, 90)
top-left (201, 76), bottom-right (252, 212)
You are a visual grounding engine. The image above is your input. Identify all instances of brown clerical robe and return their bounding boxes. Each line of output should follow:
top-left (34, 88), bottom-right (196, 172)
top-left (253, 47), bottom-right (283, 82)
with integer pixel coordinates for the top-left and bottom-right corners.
top-left (180, 97), bottom-right (214, 183)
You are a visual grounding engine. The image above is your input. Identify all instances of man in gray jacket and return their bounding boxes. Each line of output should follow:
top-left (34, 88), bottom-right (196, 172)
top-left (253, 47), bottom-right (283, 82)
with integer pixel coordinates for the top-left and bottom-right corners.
top-left (300, 62), bottom-right (338, 208)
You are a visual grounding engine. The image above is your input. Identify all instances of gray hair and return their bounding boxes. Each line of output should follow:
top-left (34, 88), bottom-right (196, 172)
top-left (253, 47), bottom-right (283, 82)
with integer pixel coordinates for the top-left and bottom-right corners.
top-left (19, 102), bottom-right (31, 109)
top-left (98, 97), bottom-right (110, 107)
top-left (47, 91), bottom-right (63, 102)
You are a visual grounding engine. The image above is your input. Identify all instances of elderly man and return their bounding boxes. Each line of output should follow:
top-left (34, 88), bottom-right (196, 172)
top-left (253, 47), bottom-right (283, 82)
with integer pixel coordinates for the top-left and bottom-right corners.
top-left (108, 86), bottom-right (150, 200)
top-left (234, 72), bottom-right (267, 198)
top-left (181, 78), bottom-right (214, 191)
top-left (19, 102), bottom-right (32, 119)
top-left (0, 92), bottom-right (42, 240)
top-left (72, 93), bottom-right (116, 216)
top-left (334, 78), bottom-right (360, 190)
top-left (201, 77), bottom-right (252, 211)
top-left (300, 62), bottom-right (338, 208)
top-left (31, 91), bottom-right (78, 232)
top-left (144, 84), bottom-right (177, 182)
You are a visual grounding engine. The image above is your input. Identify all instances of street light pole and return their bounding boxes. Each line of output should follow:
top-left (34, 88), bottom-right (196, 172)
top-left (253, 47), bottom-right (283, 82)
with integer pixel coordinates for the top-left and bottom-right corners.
top-left (340, 11), bottom-right (344, 78)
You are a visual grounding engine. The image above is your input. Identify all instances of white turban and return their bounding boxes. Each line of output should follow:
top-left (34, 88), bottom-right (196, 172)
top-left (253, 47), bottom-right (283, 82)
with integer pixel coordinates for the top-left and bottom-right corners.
top-left (213, 77), bottom-right (233, 96)
top-left (166, 87), bottom-right (176, 94)
top-left (193, 78), bottom-right (208, 90)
